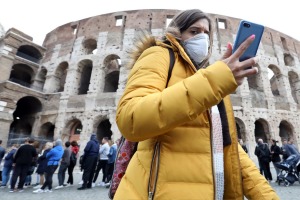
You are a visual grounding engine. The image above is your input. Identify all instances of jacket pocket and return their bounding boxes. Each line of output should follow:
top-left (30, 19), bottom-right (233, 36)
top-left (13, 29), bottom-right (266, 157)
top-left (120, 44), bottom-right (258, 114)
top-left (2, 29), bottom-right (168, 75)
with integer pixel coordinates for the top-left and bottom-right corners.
top-left (148, 142), bottom-right (161, 200)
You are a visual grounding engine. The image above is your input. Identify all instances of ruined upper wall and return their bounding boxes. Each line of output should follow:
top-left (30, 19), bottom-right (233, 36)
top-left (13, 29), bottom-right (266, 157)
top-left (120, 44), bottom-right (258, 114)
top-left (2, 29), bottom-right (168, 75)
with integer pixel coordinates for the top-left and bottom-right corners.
top-left (41, 9), bottom-right (300, 63)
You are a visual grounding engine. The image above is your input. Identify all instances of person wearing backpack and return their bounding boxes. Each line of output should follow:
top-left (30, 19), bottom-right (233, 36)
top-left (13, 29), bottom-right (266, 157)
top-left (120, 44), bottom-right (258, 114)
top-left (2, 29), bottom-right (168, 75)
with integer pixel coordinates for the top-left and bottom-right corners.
top-left (114, 9), bottom-right (278, 200)
top-left (254, 138), bottom-right (273, 182)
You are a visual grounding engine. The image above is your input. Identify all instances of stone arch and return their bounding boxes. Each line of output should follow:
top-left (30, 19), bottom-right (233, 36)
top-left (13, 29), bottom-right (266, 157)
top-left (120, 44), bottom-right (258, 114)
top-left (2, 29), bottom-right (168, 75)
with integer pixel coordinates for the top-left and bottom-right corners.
top-left (82, 38), bottom-right (97, 54)
top-left (268, 64), bottom-right (282, 96)
top-left (235, 117), bottom-right (247, 142)
top-left (39, 122), bottom-right (55, 140)
top-left (288, 70), bottom-right (300, 104)
top-left (9, 96), bottom-right (42, 139)
top-left (16, 45), bottom-right (42, 63)
top-left (254, 118), bottom-right (271, 144)
top-left (279, 120), bottom-right (294, 141)
top-left (95, 119), bottom-right (112, 142)
top-left (103, 54), bottom-right (121, 92)
top-left (63, 118), bottom-right (83, 142)
top-left (9, 64), bottom-right (34, 88)
top-left (78, 59), bottom-right (93, 94)
top-left (284, 53), bottom-right (295, 66)
top-left (54, 62), bottom-right (68, 92)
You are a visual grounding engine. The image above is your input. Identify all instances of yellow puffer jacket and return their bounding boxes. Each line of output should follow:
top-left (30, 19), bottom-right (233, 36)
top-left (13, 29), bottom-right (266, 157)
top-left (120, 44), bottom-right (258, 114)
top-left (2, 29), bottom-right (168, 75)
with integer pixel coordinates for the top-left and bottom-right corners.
top-left (115, 34), bottom-right (279, 200)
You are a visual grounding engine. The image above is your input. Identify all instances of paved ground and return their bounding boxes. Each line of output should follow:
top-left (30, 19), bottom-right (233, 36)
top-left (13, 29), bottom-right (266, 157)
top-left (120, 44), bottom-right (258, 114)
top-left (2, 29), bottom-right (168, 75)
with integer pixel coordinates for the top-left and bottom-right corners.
top-left (1, 167), bottom-right (300, 200)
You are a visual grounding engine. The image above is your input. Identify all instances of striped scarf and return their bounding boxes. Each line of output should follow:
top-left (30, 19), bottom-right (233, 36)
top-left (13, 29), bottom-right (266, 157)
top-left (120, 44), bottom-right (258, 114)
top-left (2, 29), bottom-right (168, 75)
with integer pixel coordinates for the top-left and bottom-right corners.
top-left (211, 105), bottom-right (224, 200)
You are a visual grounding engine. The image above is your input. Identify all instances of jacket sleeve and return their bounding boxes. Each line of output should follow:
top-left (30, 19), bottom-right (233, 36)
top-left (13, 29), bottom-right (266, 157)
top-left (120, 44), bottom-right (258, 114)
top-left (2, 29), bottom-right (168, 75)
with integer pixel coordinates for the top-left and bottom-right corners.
top-left (238, 145), bottom-right (279, 199)
top-left (116, 47), bottom-right (237, 141)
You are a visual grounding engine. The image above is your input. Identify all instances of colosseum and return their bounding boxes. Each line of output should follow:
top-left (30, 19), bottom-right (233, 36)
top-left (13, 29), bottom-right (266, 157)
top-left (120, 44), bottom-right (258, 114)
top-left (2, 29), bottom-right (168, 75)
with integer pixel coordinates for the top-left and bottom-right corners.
top-left (0, 9), bottom-right (299, 160)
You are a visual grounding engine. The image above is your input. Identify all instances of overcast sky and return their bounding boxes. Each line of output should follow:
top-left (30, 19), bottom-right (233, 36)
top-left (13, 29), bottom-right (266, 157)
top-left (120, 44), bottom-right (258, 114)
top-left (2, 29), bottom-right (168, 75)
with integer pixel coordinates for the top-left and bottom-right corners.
top-left (0, 0), bottom-right (299, 46)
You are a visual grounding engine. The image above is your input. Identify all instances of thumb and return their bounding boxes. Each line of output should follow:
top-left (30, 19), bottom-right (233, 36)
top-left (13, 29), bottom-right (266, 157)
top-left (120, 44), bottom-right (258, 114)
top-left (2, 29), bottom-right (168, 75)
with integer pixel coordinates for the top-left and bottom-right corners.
top-left (221, 42), bottom-right (233, 59)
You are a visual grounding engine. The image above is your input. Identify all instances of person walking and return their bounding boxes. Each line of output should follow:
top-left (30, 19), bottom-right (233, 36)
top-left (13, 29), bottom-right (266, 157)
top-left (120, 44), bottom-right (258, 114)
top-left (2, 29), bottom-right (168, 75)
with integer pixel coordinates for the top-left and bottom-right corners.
top-left (77, 133), bottom-right (99, 190)
top-left (114, 9), bottom-right (279, 199)
top-left (255, 138), bottom-right (273, 181)
top-left (105, 139), bottom-right (117, 188)
top-left (10, 138), bottom-right (37, 192)
top-left (33, 139), bottom-right (64, 193)
top-left (270, 139), bottom-right (281, 182)
top-left (0, 144), bottom-right (18, 188)
top-left (93, 137), bottom-right (110, 187)
top-left (66, 140), bottom-right (79, 186)
top-left (55, 141), bottom-right (72, 189)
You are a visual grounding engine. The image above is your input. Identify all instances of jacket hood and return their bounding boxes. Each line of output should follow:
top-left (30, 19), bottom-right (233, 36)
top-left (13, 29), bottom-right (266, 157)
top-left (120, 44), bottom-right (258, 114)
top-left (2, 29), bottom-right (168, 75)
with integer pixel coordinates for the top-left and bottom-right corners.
top-left (125, 30), bottom-right (197, 72)
top-left (90, 133), bottom-right (98, 141)
top-left (55, 139), bottom-right (62, 146)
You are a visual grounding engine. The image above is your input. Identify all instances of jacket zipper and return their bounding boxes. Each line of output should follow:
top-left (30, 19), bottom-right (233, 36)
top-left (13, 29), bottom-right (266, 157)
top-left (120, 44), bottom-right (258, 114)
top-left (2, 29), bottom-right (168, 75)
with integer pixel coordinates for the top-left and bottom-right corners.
top-left (148, 142), bottom-right (161, 200)
top-left (208, 109), bottom-right (216, 200)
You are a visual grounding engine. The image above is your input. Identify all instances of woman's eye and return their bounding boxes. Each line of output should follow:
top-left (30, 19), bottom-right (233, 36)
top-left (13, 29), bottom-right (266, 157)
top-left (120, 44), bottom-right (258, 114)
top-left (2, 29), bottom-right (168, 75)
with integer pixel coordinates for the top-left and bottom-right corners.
top-left (191, 30), bottom-right (199, 35)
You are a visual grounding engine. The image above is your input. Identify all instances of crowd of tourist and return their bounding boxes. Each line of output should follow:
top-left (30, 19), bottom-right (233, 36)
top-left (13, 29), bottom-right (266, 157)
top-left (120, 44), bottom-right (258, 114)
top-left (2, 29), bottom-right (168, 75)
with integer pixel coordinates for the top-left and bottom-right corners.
top-left (0, 136), bottom-right (118, 193)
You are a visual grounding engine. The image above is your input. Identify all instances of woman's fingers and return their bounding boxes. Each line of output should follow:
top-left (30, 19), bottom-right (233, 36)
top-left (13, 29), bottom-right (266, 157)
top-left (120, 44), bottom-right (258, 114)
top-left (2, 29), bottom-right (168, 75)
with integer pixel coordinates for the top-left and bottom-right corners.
top-left (232, 34), bottom-right (255, 60)
top-left (240, 56), bottom-right (259, 70)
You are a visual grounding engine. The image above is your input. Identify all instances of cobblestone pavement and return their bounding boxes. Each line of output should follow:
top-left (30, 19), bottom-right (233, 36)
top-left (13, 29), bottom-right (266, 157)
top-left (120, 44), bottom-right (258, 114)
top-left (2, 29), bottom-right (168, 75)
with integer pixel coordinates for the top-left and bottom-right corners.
top-left (1, 168), bottom-right (300, 200)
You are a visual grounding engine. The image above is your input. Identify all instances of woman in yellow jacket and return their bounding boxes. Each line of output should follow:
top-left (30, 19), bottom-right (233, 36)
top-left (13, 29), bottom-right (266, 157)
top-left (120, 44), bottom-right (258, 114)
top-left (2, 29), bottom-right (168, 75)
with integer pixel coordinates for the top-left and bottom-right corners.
top-left (115, 9), bottom-right (279, 200)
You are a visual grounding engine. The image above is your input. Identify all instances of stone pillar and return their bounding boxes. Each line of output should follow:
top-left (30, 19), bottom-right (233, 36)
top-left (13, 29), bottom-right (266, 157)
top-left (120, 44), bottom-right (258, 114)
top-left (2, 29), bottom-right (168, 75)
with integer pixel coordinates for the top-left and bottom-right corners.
top-left (0, 112), bottom-right (13, 148)
top-left (0, 55), bottom-right (14, 82)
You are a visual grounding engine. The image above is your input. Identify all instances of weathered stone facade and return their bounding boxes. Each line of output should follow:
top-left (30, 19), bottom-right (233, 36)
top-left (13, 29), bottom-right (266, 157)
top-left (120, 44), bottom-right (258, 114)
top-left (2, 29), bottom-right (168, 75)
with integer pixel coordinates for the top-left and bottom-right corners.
top-left (0, 9), bottom-right (300, 159)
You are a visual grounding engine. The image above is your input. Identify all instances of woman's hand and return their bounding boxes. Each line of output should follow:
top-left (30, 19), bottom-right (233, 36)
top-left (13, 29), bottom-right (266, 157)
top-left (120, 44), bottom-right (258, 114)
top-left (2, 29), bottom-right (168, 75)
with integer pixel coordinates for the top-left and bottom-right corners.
top-left (221, 34), bottom-right (258, 85)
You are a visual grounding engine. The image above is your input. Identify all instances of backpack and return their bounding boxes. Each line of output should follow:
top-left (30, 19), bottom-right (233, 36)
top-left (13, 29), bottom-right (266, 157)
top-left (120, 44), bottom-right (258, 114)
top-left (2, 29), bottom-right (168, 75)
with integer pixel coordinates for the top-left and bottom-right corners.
top-left (108, 48), bottom-right (175, 199)
top-left (258, 143), bottom-right (271, 161)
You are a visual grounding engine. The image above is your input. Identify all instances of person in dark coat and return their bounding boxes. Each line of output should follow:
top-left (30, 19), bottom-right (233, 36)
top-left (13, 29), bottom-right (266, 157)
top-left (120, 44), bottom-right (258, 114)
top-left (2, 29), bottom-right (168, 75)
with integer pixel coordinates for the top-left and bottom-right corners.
top-left (78, 133), bottom-right (99, 190)
top-left (10, 138), bottom-right (37, 192)
top-left (33, 142), bottom-right (53, 189)
top-left (270, 139), bottom-right (281, 182)
top-left (0, 144), bottom-right (18, 187)
top-left (254, 138), bottom-right (273, 181)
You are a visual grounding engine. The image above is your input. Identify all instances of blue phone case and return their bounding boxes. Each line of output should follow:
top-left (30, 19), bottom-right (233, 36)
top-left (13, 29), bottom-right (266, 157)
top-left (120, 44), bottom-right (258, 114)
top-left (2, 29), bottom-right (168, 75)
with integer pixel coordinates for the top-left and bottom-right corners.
top-left (232, 20), bottom-right (264, 61)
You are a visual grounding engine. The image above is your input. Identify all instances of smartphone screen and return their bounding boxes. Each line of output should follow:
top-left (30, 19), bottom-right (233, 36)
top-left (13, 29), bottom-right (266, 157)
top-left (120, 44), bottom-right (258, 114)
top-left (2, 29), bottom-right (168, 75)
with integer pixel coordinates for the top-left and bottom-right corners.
top-left (232, 20), bottom-right (265, 61)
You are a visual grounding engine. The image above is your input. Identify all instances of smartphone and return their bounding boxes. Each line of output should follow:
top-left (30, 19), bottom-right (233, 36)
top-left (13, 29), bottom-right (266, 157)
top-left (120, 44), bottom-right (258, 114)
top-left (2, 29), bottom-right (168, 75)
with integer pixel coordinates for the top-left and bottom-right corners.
top-left (232, 20), bottom-right (265, 62)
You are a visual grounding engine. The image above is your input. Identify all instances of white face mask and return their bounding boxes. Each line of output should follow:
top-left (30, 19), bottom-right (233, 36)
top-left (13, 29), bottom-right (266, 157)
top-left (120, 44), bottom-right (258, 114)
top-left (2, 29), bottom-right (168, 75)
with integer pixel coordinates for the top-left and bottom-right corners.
top-left (183, 33), bottom-right (209, 65)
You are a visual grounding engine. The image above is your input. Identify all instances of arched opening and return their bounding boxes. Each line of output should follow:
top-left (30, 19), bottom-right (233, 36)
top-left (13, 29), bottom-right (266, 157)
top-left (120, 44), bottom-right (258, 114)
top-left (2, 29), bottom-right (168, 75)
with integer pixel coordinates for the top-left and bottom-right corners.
top-left (96, 119), bottom-right (112, 142)
top-left (16, 45), bottom-right (42, 63)
top-left (279, 120), bottom-right (293, 141)
top-left (82, 38), bottom-right (97, 54)
top-left (78, 60), bottom-right (93, 95)
top-left (103, 55), bottom-right (121, 92)
top-left (9, 96), bottom-right (42, 140)
top-left (66, 119), bottom-right (82, 142)
top-left (54, 62), bottom-right (68, 92)
top-left (254, 118), bottom-right (270, 144)
top-left (9, 64), bottom-right (34, 88)
top-left (235, 117), bottom-right (246, 142)
top-left (39, 122), bottom-right (55, 140)
top-left (284, 53), bottom-right (295, 66)
top-left (269, 64), bottom-right (289, 110)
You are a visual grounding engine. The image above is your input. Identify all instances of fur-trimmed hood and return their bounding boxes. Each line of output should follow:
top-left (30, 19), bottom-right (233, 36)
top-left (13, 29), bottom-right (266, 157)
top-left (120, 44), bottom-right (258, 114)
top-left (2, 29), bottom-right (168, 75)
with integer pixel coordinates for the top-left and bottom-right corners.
top-left (125, 28), bottom-right (184, 70)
